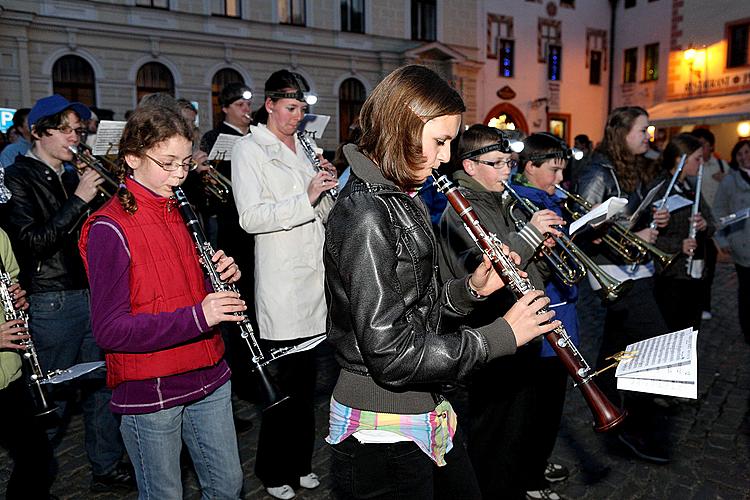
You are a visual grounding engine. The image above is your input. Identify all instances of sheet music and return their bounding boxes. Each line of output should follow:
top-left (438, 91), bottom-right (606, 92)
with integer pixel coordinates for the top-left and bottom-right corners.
top-left (660, 194), bottom-right (693, 213)
top-left (569, 196), bottom-right (628, 235)
top-left (615, 328), bottom-right (697, 399)
top-left (208, 134), bottom-right (241, 161)
top-left (42, 361), bottom-right (106, 384)
top-left (298, 114), bottom-right (330, 140)
top-left (92, 121), bottom-right (126, 156)
top-left (718, 207), bottom-right (750, 229)
top-left (628, 180), bottom-right (665, 228)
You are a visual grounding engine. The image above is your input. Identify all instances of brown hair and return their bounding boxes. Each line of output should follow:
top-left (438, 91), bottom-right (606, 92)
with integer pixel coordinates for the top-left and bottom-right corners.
top-left (660, 133), bottom-right (701, 174)
top-left (357, 65), bottom-right (465, 190)
top-left (595, 106), bottom-right (648, 193)
top-left (115, 105), bottom-right (194, 214)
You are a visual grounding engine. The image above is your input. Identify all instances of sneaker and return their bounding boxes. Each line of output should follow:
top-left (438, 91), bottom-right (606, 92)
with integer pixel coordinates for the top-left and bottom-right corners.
top-left (266, 485), bottom-right (296, 499)
top-left (544, 462), bottom-right (569, 483)
top-left (90, 463), bottom-right (136, 492)
top-left (299, 472), bottom-right (320, 489)
top-left (617, 432), bottom-right (670, 464)
top-left (701, 311), bottom-right (713, 320)
top-left (526, 488), bottom-right (562, 500)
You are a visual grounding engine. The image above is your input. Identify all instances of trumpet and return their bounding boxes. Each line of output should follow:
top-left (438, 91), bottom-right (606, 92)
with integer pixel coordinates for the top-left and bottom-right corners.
top-left (68, 143), bottom-right (120, 198)
top-left (200, 152), bottom-right (232, 203)
top-left (503, 181), bottom-right (632, 303)
top-left (555, 184), bottom-right (679, 272)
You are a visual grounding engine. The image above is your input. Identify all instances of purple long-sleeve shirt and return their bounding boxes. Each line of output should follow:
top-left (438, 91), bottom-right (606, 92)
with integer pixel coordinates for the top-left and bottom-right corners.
top-left (86, 217), bottom-right (230, 415)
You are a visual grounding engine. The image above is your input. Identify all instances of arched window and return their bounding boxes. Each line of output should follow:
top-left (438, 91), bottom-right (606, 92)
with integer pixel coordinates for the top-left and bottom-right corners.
top-left (338, 78), bottom-right (366, 142)
top-left (211, 68), bottom-right (244, 127)
top-left (52, 55), bottom-right (96, 106)
top-left (136, 62), bottom-right (174, 103)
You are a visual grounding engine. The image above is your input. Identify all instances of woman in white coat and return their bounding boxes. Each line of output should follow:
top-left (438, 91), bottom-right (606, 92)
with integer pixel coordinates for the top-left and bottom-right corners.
top-left (232, 69), bottom-right (337, 500)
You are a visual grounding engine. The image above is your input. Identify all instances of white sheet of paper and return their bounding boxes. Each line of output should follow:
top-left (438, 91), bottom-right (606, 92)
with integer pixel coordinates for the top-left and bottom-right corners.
top-left (658, 194), bottom-right (693, 213)
top-left (616, 327), bottom-right (693, 376)
top-left (569, 196), bottom-right (628, 235)
top-left (208, 134), bottom-right (241, 161)
top-left (92, 121), bottom-right (126, 156)
top-left (298, 114), bottom-right (330, 140)
top-left (628, 180), bottom-right (665, 228)
top-left (42, 361), bottom-right (106, 384)
top-left (719, 207), bottom-right (750, 229)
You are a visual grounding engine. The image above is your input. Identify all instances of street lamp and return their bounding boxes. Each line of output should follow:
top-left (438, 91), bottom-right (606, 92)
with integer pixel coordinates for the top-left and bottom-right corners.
top-left (684, 45), bottom-right (706, 96)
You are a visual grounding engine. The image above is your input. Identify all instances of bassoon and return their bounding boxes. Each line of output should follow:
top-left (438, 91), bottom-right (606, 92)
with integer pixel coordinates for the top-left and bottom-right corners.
top-left (433, 170), bottom-right (626, 432)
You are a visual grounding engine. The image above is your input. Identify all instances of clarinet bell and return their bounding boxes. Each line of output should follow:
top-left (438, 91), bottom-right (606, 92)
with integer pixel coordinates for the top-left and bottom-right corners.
top-left (255, 365), bottom-right (290, 411)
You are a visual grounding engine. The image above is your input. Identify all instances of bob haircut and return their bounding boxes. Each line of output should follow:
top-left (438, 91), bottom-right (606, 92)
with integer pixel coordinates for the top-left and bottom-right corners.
top-left (596, 106), bottom-right (648, 193)
top-left (357, 65), bottom-right (465, 190)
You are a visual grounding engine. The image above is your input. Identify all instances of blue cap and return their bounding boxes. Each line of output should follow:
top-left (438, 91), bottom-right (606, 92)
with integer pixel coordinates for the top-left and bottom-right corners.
top-left (28, 94), bottom-right (91, 128)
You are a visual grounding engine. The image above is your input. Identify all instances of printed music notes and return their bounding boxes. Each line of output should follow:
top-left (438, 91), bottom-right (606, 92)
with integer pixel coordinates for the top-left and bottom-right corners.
top-left (615, 328), bottom-right (698, 399)
top-left (208, 133), bottom-right (241, 161)
top-left (92, 120), bottom-right (126, 156)
top-left (569, 196), bottom-right (628, 235)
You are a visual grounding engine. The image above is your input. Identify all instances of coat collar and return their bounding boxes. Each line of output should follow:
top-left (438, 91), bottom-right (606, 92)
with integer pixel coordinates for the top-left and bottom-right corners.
top-left (343, 143), bottom-right (398, 189)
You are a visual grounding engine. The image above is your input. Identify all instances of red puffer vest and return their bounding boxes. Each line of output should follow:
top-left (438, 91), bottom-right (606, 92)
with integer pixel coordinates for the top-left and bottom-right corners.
top-left (79, 178), bottom-right (224, 388)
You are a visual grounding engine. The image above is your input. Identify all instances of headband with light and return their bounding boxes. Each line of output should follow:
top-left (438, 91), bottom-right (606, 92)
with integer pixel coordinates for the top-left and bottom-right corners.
top-left (460, 138), bottom-right (525, 161)
top-left (265, 89), bottom-right (318, 105)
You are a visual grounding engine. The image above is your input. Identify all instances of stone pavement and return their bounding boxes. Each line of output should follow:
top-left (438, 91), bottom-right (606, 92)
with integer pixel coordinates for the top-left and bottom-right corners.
top-left (1, 262), bottom-right (748, 499)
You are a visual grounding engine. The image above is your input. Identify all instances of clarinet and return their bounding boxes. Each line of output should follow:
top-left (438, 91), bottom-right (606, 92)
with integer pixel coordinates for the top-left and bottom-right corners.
top-left (297, 131), bottom-right (338, 200)
top-left (0, 259), bottom-right (57, 417)
top-left (172, 186), bottom-right (289, 410)
top-left (433, 170), bottom-right (626, 432)
top-left (686, 163), bottom-right (704, 278)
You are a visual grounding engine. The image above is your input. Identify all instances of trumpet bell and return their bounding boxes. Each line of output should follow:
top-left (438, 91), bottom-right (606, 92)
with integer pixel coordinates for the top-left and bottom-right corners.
top-left (597, 278), bottom-right (633, 304)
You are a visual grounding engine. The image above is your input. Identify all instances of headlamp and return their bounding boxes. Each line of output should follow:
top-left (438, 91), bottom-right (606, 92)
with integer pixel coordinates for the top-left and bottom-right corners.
top-left (526, 147), bottom-right (583, 163)
top-left (460, 138), bottom-right (524, 161)
top-left (241, 90), bottom-right (253, 100)
top-left (265, 89), bottom-right (318, 105)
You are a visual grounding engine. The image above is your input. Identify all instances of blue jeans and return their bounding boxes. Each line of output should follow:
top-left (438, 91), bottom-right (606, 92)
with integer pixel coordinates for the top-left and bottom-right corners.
top-left (28, 289), bottom-right (124, 476)
top-left (120, 381), bottom-right (243, 500)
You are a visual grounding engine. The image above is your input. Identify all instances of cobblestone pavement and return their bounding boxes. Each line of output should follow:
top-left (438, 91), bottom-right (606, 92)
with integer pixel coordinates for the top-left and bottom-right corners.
top-left (1, 263), bottom-right (748, 499)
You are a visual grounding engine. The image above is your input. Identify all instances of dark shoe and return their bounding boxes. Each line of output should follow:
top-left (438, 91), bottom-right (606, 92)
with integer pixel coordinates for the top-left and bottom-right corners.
top-left (618, 432), bottom-right (670, 464)
top-left (90, 462), bottom-right (136, 492)
top-left (526, 487), bottom-right (563, 500)
top-left (234, 414), bottom-right (254, 433)
top-left (544, 462), bottom-right (569, 483)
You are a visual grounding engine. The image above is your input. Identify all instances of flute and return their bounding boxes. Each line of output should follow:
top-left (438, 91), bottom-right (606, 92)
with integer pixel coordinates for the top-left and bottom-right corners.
top-left (686, 163), bottom-right (704, 278)
top-left (433, 170), bottom-right (626, 432)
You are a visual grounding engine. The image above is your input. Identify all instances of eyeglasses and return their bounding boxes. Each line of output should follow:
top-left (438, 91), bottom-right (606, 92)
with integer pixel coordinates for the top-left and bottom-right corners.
top-left (474, 158), bottom-right (518, 169)
top-left (145, 153), bottom-right (197, 172)
top-left (55, 125), bottom-right (85, 137)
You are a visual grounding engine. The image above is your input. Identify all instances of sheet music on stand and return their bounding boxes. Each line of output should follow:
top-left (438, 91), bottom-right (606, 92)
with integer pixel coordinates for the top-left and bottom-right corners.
top-left (569, 196), bottom-right (628, 235)
top-left (41, 361), bottom-right (106, 384)
top-left (615, 328), bottom-right (698, 399)
top-left (92, 121), bottom-right (126, 156)
top-left (298, 114), bottom-right (330, 140)
top-left (627, 180), bottom-right (664, 229)
top-left (208, 134), bottom-right (242, 161)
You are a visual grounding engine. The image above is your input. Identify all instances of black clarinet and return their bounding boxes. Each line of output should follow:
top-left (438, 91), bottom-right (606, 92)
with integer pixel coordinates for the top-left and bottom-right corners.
top-left (172, 186), bottom-right (289, 410)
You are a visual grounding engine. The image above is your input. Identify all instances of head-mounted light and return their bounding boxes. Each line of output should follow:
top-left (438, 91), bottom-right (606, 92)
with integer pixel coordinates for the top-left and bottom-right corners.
top-left (526, 147), bottom-right (583, 163)
top-left (460, 138), bottom-right (525, 161)
top-left (265, 89), bottom-right (318, 105)
top-left (241, 90), bottom-right (253, 100)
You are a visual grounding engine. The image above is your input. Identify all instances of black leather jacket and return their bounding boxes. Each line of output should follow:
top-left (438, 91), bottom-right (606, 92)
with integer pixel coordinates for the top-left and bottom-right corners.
top-left (1, 154), bottom-right (95, 293)
top-left (324, 145), bottom-right (516, 414)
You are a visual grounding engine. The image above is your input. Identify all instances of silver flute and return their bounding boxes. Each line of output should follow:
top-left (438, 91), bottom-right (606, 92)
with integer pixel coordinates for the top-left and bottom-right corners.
top-left (297, 131), bottom-right (338, 200)
top-left (0, 259), bottom-right (57, 416)
top-left (686, 163), bottom-right (704, 278)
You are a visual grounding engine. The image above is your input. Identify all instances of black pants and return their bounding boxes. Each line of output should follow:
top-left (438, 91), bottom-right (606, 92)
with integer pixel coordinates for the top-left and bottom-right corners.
top-left (254, 337), bottom-right (318, 488)
top-left (699, 239), bottom-right (718, 313)
top-left (655, 276), bottom-right (702, 332)
top-left (330, 427), bottom-right (480, 500)
top-left (466, 345), bottom-right (539, 500)
top-left (0, 377), bottom-right (54, 500)
top-left (736, 264), bottom-right (750, 342)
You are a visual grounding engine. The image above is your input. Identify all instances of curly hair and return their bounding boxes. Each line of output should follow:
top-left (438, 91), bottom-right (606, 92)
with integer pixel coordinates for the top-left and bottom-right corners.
top-left (596, 106), bottom-right (648, 193)
top-left (114, 105), bottom-right (194, 214)
top-left (357, 65), bottom-right (465, 191)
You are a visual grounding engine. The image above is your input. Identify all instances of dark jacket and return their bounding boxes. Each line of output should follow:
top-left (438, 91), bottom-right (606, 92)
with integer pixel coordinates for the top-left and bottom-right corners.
top-left (325, 145), bottom-right (517, 414)
top-left (1, 154), bottom-right (94, 293)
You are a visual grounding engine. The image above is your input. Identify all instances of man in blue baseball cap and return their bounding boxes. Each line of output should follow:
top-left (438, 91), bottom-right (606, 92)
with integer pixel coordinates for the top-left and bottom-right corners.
top-left (1, 94), bottom-right (134, 493)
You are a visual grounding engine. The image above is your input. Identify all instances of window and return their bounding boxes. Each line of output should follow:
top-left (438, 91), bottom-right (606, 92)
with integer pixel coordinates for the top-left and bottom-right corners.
top-left (538, 19), bottom-right (561, 63)
top-left (548, 45), bottom-right (562, 81)
top-left (644, 43), bottom-right (659, 80)
top-left (624, 0), bottom-right (636, 8)
top-left (279, 0), bottom-right (305, 26)
top-left (211, 68), bottom-right (244, 127)
top-left (560, 0), bottom-right (575, 8)
top-left (487, 14), bottom-right (513, 59)
top-left (499, 39), bottom-right (514, 77)
top-left (338, 78), bottom-right (366, 142)
top-left (52, 55), bottom-right (96, 107)
top-left (411, 0), bottom-right (436, 42)
top-left (136, 62), bottom-right (174, 103)
top-left (212, 0), bottom-right (240, 17)
top-left (727, 21), bottom-right (750, 68)
top-left (623, 47), bottom-right (637, 83)
top-left (136, 0), bottom-right (168, 8)
top-left (341, 0), bottom-right (364, 33)
top-left (589, 50), bottom-right (602, 85)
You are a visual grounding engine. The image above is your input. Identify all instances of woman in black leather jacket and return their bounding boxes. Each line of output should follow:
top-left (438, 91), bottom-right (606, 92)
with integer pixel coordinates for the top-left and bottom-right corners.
top-left (324, 65), bottom-right (559, 500)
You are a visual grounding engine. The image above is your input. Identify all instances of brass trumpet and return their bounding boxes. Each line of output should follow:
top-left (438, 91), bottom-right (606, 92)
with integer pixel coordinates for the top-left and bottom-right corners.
top-left (554, 184), bottom-right (679, 272)
top-left (201, 152), bottom-right (232, 203)
top-left (68, 143), bottom-right (120, 198)
top-left (503, 181), bottom-right (633, 303)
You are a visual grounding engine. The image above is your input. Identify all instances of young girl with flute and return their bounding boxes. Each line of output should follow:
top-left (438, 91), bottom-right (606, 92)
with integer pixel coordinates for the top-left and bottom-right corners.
top-left (324, 64), bottom-right (559, 499)
top-left (79, 105), bottom-right (245, 499)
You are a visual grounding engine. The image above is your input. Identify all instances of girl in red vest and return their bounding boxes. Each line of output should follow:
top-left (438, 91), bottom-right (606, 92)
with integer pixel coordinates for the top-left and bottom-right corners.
top-left (80, 104), bottom-right (245, 499)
